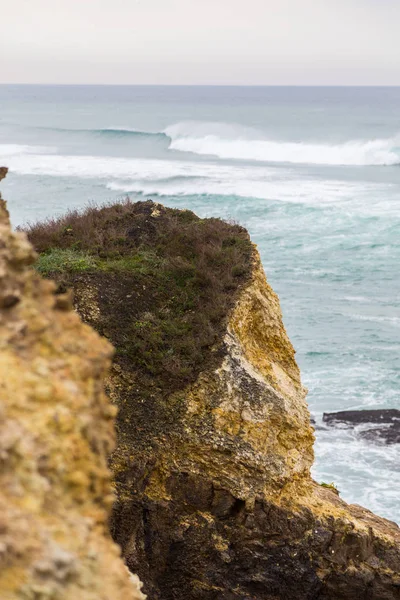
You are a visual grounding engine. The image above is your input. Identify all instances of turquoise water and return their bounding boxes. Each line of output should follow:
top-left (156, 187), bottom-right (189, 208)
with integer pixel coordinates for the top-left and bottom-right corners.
top-left (1, 85), bottom-right (399, 522)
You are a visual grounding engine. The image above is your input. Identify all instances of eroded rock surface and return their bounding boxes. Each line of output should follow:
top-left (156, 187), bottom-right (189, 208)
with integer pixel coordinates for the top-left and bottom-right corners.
top-left (0, 168), bottom-right (145, 599)
top-left (27, 198), bottom-right (400, 599)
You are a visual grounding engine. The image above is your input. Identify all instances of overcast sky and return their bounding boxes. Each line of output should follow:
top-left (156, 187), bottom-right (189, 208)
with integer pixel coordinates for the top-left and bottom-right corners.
top-left (1, 0), bottom-right (399, 85)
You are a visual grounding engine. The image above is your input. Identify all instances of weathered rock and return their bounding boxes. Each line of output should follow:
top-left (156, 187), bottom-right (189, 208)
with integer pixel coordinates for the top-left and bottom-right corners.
top-left (324, 409), bottom-right (400, 445)
top-left (0, 168), bottom-right (145, 599)
top-left (27, 199), bottom-right (400, 599)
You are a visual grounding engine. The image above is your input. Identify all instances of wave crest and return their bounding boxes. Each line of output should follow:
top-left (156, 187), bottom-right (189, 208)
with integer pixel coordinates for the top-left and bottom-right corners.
top-left (98, 127), bottom-right (169, 141)
top-left (34, 125), bottom-right (169, 141)
top-left (29, 121), bottom-right (400, 166)
top-left (164, 121), bottom-right (400, 166)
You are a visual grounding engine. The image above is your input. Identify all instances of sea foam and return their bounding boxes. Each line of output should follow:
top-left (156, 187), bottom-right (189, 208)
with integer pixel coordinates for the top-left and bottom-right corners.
top-left (4, 151), bottom-right (389, 209)
top-left (0, 144), bottom-right (56, 157)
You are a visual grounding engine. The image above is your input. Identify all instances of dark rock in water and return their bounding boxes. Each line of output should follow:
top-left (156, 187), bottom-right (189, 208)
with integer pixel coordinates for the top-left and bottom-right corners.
top-left (358, 423), bottom-right (400, 445)
top-left (323, 409), bottom-right (400, 445)
top-left (323, 409), bottom-right (400, 426)
top-left (310, 415), bottom-right (328, 431)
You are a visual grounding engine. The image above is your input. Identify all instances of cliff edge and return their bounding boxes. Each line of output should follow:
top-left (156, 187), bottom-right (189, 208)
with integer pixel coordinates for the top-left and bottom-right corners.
top-left (0, 168), bottom-right (145, 599)
top-left (27, 197), bottom-right (400, 599)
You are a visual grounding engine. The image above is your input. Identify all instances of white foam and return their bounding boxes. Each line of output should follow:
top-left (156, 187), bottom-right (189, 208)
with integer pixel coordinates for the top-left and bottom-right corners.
top-left (0, 144), bottom-right (56, 157)
top-left (347, 313), bottom-right (400, 326)
top-left (165, 121), bottom-right (400, 166)
top-left (4, 151), bottom-right (389, 208)
top-left (312, 426), bottom-right (400, 523)
top-left (5, 153), bottom-right (279, 186)
top-left (107, 177), bottom-right (375, 206)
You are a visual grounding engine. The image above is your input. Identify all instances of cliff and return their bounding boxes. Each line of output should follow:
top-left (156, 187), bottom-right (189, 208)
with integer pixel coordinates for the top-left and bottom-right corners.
top-left (0, 168), bottom-right (145, 600)
top-left (26, 197), bottom-right (400, 599)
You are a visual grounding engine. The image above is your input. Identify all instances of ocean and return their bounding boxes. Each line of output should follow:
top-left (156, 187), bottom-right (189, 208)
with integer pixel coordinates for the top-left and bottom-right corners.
top-left (1, 84), bottom-right (399, 523)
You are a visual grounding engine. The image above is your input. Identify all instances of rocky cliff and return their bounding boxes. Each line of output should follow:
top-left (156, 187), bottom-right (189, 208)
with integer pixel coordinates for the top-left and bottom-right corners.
top-left (26, 197), bottom-right (400, 599)
top-left (0, 168), bottom-right (145, 600)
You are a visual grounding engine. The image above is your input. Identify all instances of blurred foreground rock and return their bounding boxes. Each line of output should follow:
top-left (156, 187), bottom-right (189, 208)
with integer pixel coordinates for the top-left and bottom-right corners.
top-left (0, 167), bottom-right (145, 599)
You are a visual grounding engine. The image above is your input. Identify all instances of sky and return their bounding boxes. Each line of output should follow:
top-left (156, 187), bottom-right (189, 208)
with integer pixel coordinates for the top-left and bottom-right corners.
top-left (1, 0), bottom-right (399, 85)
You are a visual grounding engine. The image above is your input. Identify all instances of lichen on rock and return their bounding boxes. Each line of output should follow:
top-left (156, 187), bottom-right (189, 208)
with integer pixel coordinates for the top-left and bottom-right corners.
top-left (0, 167), bottom-right (145, 599)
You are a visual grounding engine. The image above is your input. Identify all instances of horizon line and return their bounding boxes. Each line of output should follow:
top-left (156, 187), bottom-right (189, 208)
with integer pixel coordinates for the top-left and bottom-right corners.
top-left (2, 83), bottom-right (400, 88)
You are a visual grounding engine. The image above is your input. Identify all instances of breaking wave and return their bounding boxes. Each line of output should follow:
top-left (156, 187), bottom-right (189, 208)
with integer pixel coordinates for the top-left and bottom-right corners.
top-left (164, 121), bottom-right (400, 166)
top-left (27, 121), bottom-right (400, 166)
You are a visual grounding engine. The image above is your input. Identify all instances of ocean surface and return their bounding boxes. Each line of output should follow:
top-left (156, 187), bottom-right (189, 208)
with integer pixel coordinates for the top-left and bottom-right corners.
top-left (1, 85), bottom-right (399, 523)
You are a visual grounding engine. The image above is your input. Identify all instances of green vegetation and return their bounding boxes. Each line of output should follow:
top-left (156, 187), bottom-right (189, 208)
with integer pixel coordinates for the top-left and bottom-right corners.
top-left (26, 200), bottom-right (253, 402)
top-left (35, 248), bottom-right (98, 275)
top-left (35, 247), bottom-right (164, 276)
top-left (320, 482), bottom-right (340, 495)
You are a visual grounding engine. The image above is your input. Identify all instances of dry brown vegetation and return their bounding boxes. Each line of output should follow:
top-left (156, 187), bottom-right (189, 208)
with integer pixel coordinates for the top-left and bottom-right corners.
top-left (26, 200), bottom-right (254, 396)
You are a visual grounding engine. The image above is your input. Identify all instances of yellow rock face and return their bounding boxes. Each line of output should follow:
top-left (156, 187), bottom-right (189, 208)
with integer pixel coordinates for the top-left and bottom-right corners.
top-left (141, 248), bottom-right (314, 496)
top-left (0, 168), bottom-right (145, 599)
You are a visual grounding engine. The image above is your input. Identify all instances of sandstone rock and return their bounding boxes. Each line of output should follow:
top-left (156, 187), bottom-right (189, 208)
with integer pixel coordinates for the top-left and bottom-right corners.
top-left (27, 199), bottom-right (400, 599)
top-left (0, 168), bottom-right (145, 599)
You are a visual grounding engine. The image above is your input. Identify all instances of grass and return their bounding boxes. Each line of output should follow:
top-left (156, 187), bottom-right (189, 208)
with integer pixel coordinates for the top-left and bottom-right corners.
top-left (320, 482), bottom-right (340, 495)
top-left (35, 247), bottom-right (165, 277)
top-left (26, 199), bottom-right (254, 439)
top-left (35, 248), bottom-right (99, 275)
